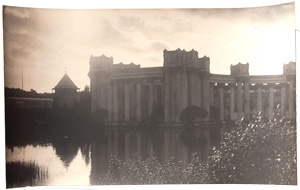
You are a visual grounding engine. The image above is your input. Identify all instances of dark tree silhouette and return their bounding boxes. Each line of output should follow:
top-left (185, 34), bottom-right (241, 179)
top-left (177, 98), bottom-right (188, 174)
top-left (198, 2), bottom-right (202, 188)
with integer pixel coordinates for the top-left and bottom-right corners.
top-left (180, 105), bottom-right (208, 127)
top-left (91, 108), bottom-right (108, 126)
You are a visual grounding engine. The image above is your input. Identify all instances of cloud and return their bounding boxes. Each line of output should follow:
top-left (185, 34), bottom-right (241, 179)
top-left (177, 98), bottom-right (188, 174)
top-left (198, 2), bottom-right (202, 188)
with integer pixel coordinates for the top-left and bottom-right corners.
top-left (4, 6), bottom-right (30, 19)
top-left (2, 4), bottom-right (295, 93)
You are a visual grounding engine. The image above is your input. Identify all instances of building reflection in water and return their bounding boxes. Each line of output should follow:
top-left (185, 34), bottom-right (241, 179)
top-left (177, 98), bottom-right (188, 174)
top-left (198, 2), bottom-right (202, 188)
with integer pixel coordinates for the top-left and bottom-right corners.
top-left (52, 139), bottom-right (80, 168)
top-left (90, 124), bottom-right (224, 185)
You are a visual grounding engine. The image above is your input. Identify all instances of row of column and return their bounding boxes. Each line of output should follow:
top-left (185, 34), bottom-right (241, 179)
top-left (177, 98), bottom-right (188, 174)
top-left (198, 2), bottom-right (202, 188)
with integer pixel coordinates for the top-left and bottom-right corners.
top-left (107, 130), bottom-right (143, 160)
top-left (105, 128), bottom-right (212, 161)
top-left (108, 81), bottom-right (162, 122)
top-left (164, 68), bottom-right (210, 123)
top-left (212, 80), bottom-right (295, 121)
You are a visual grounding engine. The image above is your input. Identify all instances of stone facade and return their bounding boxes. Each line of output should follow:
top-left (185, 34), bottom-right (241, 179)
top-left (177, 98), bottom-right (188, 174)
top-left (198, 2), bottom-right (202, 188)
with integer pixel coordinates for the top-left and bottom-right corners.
top-left (89, 49), bottom-right (296, 123)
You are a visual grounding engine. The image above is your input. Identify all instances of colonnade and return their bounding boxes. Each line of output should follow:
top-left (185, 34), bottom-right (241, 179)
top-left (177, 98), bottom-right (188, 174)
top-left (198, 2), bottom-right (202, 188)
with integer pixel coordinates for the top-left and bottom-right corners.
top-left (92, 74), bottom-right (163, 122)
top-left (164, 68), bottom-right (210, 123)
top-left (211, 79), bottom-right (295, 121)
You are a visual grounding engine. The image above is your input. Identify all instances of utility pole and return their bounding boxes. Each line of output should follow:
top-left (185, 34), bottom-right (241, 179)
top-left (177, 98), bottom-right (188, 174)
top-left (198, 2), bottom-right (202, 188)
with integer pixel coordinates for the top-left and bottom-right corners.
top-left (21, 66), bottom-right (24, 97)
top-left (22, 66), bottom-right (23, 91)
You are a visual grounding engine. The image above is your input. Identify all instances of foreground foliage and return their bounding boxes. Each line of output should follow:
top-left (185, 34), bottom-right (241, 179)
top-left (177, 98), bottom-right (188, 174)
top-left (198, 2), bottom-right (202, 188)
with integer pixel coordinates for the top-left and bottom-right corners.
top-left (207, 109), bottom-right (297, 184)
top-left (96, 109), bottom-right (296, 185)
top-left (97, 153), bottom-right (208, 185)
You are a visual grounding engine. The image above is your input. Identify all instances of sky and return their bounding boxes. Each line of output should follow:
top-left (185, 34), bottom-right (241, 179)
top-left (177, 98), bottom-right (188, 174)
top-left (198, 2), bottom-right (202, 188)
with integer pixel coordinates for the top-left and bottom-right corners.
top-left (2, 2), bottom-right (296, 93)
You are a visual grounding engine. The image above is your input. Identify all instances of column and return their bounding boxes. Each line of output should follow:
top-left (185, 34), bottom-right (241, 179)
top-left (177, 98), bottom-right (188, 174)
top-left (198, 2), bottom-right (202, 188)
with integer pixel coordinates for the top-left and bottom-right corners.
top-left (244, 82), bottom-right (250, 120)
top-left (148, 83), bottom-right (154, 116)
top-left (113, 83), bottom-right (118, 122)
top-left (107, 83), bottom-right (112, 122)
top-left (202, 75), bottom-right (210, 120)
top-left (182, 69), bottom-right (188, 111)
top-left (237, 82), bottom-right (243, 120)
top-left (210, 84), bottom-right (214, 106)
top-left (269, 84), bottom-right (274, 119)
top-left (197, 75), bottom-right (202, 107)
top-left (90, 73), bottom-right (97, 113)
top-left (280, 84), bottom-right (286, 114)
top-left (288, 80), bottom-right (295, 118)
top-left (170, 71), bottom-right (175, 122)
top-left (129, 83), bottom-right (136, 121)
top-left (136, 82), bottom-right (142, 121)
top-left (190, 74), bottom-right (196, 105)
top-left (256, 84), bottom-right (262, 112)
top-left (164, 71), bottom-right (170, 122)
top-left (219, 84), bottom-right (224, 121)
top-left (229, 84), bottom-right (235, 120)
top-left (124, 84), bottom-right (130, 121)
top-left (98, 75), bottom-right (107, 110)
top-left (175, 71), bottom-right (182, 122)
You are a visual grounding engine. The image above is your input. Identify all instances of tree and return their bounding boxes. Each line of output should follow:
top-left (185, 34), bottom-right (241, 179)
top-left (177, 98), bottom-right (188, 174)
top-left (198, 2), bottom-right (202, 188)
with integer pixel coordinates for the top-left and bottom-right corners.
top-left (207, 108), bottom-right (297, 184)
top-left (180, 105), bottom-right (208, 127)
top-left (91, 108), bottom-right (108, 126)
top-left (84, 85), bottom-right (90, 91)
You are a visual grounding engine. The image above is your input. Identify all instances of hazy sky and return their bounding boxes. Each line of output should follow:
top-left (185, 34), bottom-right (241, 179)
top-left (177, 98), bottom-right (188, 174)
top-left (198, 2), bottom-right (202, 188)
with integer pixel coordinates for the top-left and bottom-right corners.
top-left (3, 3), bottom-right (295, 93)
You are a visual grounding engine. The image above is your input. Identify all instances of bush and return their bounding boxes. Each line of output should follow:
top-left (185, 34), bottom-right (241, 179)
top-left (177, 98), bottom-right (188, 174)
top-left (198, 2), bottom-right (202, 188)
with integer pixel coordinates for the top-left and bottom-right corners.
top-left (207, 109), bottom-right (297, 184)
top-left (94, 107), bottom-right (296, 185)
top-left (96, 153), bottom-right (209, 185)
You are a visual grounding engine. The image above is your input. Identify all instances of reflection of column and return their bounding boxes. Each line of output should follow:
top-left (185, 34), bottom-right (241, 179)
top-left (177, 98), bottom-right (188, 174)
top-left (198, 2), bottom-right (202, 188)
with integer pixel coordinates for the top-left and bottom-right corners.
top-left (237, 82), bottom-right (243, 120)
top-left (202, 127), bottom-right (210, 161)
top-left (125, 132), bottom-right (130, 160)
top-left (113, 130), bottom-right (118, 156)
top-left (210, 84), bottom-right (214, 106)
top-left (269, 84), bottom-right (274, 119)
top-left (288, 80), bottom-right (295, 118)
top-left (164, 130), bottom-right (170, 159)
top-left (164, 71), bottom-right (170, 122)
top-left (229, 84), bottom-right (235, 120)
top-left (280, 84), bottom-right (286, 114)
top-left (256, 84), bottom-right (262, 112)
top-left (113, 83), bottom-right (118, 122)
top-left (136, 132), bottom-right (142, 157)
top-left (107, 131), bottom-right (113, 156)
top-left (244, 82), bottom-right (250, 120)
top-left (219, 84), bottom-right (224, 121)
top-left (107, 83), bottom-right (112, 122)
top-left (136, 83), bottom-right (142, 121)
top-left (124, 84), bottom-right (130, 121)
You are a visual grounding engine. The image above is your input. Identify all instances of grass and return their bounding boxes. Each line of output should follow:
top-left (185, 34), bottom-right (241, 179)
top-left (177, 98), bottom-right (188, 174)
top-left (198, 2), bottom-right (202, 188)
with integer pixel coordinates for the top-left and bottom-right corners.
top-left (6, 161), bottom-right (48, 188)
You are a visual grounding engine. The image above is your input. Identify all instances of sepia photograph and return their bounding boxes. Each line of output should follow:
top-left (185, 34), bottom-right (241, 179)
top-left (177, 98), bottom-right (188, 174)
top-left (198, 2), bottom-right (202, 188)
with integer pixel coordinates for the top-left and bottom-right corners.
top-left (2, 0), bottom-right (297, 188)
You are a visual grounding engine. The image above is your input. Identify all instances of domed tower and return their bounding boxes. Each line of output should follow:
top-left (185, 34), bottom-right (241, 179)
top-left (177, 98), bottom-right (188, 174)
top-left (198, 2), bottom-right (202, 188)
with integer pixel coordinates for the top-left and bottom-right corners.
top-left (53, 73), bottom-right (79, 110)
